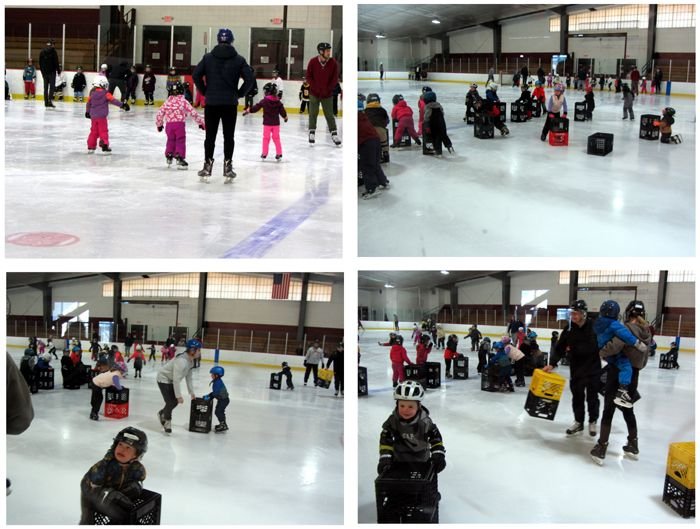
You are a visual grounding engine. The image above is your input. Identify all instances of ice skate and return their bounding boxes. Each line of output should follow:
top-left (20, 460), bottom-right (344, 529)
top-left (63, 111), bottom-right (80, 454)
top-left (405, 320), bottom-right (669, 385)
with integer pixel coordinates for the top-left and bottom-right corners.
top-left (613, 386), bottom-right (634, 408)
top-left (414, 137), bottom-right (421, 146)
top-left (261, 154), bottom-right (267, 160)
top-left (101, 144), bottom-right (112, 154)
top-left (308, 129), bottom-right (316, 144)
top-left (223, 159), bottom-right (236, 183)
top-left (157, 410), bottom-right (165, 426)
top-left (175, 156), bottom-right (188, 170)
top-left (275, 154), bottom-right (282, 161)
top-left (163, 419), bottom-right (172, 434)
top-left (87, 149), bottom-right (95, 154)
top-left (166, 153), bottom-right (174, 166)
top-left (590, 442), bottom-right (607, 465)
top-left (671, 134), bottom-right (683, 144)
top-left (89, 412), bottom-right (99, 421)
top-left (198, 158), bottom-right (213, 183)
top-left (447, 146), bottom-right (455, 154)
top-left (566, 421), bottom-right (584, 435)
top-left (500, 125), bottom-right (510, 136)
top-left (622, 438), bottom-right (639, 459)
top-left (378, 180), bottom-right (391, 190)
top-left (331, 131), bottom-right (342, 146)
top-left (214, 422), bottom-right (228, 433)
top-left (589, 422), bottom-right (597, 437)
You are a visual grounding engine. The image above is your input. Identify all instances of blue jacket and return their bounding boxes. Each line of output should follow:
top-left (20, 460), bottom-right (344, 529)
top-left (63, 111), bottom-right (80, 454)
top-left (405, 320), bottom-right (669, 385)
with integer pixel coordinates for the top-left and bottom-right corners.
top-left (207, 377), bottom-right (229, 400)
top-left (594, 317), bottom-right (638, 349)
top-left (192, 44), bottom-right (254, 106)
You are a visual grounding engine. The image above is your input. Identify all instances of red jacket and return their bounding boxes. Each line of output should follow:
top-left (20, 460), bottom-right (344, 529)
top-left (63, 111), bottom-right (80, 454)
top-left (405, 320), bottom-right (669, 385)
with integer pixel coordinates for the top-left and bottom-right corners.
top-left (391, 100), bottom-right (414, 121)
top-left (444, 347), bottom-right (459, 360)
top-left (390, 344), bottom-right (412, 365)
top-left (358, 111), bottom-right (379, 145)
top-left (416, 343), bottom-right (432, 364)
top-left (532, 86), bottom-right (546, 102)
top-left (306, 56), bottom-right (339, 99)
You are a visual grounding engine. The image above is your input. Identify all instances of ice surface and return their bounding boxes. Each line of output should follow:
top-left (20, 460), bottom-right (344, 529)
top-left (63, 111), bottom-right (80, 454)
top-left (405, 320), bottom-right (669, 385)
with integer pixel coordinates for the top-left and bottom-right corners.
top-left (358, 80), bottom-right (695, 256)
top-left (7, 350), bottom-right (343, 524)
top-left (358, 330), bottom-right (695, 523)
top-left (4, 100), bottom-right (342, 258)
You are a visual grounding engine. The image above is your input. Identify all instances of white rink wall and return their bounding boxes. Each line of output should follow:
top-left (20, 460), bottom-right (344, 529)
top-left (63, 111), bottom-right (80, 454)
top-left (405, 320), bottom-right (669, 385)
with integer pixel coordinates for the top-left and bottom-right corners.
top-left (360, 320), bottom-right (696, 353)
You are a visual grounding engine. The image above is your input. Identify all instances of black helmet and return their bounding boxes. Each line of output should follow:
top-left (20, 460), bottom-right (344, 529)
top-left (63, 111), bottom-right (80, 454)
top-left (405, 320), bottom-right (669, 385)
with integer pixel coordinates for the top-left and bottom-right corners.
top-left (168, 81), bottom-right (184, 96)
top-left (317, 42), bottom-right (332, 53)
top-left (392, 94), bottom-right (404, 105)
top-left (263, 82), bottom-right (278, 96)
top-left (570, 299), bottom-right (588, 314)
top-left (625, 300), bottom-right (645, 320)
top-left (663, 107), bottom-right (676, 116)
top-left (396, 335), bottom-right (404, 345)
top-left (366, 93), bottom-right (380, 104)
top-left (421, 85), bottom-right (432, 93)
top-left (112, 427), bottom-right (148, 458)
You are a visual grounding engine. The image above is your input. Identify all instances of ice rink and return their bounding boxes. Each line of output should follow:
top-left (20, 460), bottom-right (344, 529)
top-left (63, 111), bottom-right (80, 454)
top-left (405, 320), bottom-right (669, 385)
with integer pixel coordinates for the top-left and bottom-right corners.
top-left (357, 330), bottom-right (695, 524)
top-left (7, 349), bottom-right (344, 524)
top-left (4, 99), bottom-right (342, 258)
top-left (358, 79), bottom-right (695, 257)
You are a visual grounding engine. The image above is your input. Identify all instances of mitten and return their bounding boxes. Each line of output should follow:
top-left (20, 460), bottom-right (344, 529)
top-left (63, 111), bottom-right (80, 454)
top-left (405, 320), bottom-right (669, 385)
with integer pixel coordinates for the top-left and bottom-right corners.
top-left (431, 452), bottom-right (446, 473)
top-left (548, 113), bottom-right (555, 119)
top-left (199, 124), bottom-right (205, 130)
top-left (157, 126), bottom-right (163, 132)
top-left (122, 103), bottom-right (130, 112)
top-left (98, 488), bottom-right (134, 516)
top-left (85, 112), bottom-right (91, 119)
top-left (119, 481), bottom-right (142, 501)
top-left (377, 458), bottom-right (392, 475)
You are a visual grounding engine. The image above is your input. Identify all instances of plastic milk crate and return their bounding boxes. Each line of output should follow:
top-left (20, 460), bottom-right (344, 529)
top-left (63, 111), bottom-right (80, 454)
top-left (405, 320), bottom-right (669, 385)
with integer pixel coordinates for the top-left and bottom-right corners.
top-left (359, 366), bottom-right (368, 396)
top-left (405, 365), bottom-right (427, 389)
top-left (465, 103), bottom-right (476, 124)
top-left (524, 369), bottom-right (566, 420)
top-left (392, 118), bottom-right (412, 147)
top-left (93, 489), bottom-right (162, 525)
top-left (474, 115), bottom-right (494, 139)
top-left (531, 99), bottom-right (542, 118)
top-left (189, 397), bottom-right (213, 433)
top-left (480, 370), bottom-right (491, 391)
top-left (37, 367), bottom-right (54, 390)
top-left (270, 372), bottom-right (282, 390)
top-left (667, 442), bottom-right (695, 490)
top-left (510, 102), bottom-right (528, 122)
top-left (375, 461), bottom-right (439, 523)
top-left (425, 362), bottom-right (441, 389)
top-left (659, 353), bottom-right (674, 369)
top-left (587, 133), bottom-right (614, 156)
top-left (549, 131), bottom-right (569, 146)
top-left (422, 130), bottom-right (435, 156)
top-left (453, 355), bottom-right (468, 379)
top-left (664, 475), bottom-right (695, 518)
top-left (574, 101), bottom-right (587, 121)
top-left (551, 116), bottom-right (569, 133)
top-left (317, 368), bottom-right (333, 389)
top-left (639, 114), bottom-right (661, 140)
top-left (496, 102), bottom-right (507, 124)
top-left (104, 387), bottom-right (129, 419)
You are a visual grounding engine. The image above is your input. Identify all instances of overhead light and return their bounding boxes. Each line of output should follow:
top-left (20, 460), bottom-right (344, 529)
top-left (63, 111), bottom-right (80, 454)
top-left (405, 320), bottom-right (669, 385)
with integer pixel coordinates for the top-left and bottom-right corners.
top-left (440, 271), bottom-right (449, 275)
top-left (519, 54), bottom-right (524, 58)
top-left (384, 283), bottom-right (395, 288)
top-left (376, 33), bottom-right (386, 39)
top-left (432, 19), bottom-right (441, 24)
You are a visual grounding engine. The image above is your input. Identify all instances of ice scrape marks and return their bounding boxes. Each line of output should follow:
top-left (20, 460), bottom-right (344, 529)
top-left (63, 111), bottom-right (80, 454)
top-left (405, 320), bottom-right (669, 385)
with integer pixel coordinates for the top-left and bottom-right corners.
top-left (6, 232), bottom-right (80, 247)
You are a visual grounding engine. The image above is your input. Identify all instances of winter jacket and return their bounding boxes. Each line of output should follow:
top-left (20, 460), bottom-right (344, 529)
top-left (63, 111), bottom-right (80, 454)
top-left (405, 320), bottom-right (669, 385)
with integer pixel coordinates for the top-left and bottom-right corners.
top-left (192, 43), bottom-right (254, 106)
top-left (505, 344), bottom-right (525, 361)
top-left (467, 328), bottom-right (482, 341)
top-left (305, 56), bottom-right (339, 99)
top-left (326, 348), bottom-right (344, 375)
top-left (423, 101), bottom-right (447, 136)
top-left (155, 95), bottom-right (205, 128)
top-left (129, 350), bottom-right (145, 368)
top-left (23, 65), bottom-right (36, 82)
top-left (108, 63), bottom-right (130, 82)
top-left (594, 316), bottom-right (639, 349)
top-left (142, 73), bottom-right (156, 92)
top-left (358, 111), bottom-right (379, 145)
top-left (247, 94), bottom-right (287, 126)
top-left (92, 370), bottom-right (124, 390)
top-left (622, 91), bottom-right (635, 108)
top-left (126, 72), bottom-right (138, 91)
top-left (156, 353), bottom-right (195, 399)
top-left (299, 82), bottom-right (310, 101)
top-left (444, 337), bottom-right (459, 360)
top-left (80, 451), bottom-right (146, 514)
top-left (465, 89), bottom-right (481, 107)
top-left (547, 93), bottom-right (567, 113)
top-left (416, 343), bottom-right (432, 364)
top-left (305, 346), bottom-right (324, 365)
top-left (7, 353), bottom-right (34, 435)
top-left (39, 46), bottom-right (59, 75)
top-left (532, 87), bottom-right (546, 102)
top-left (86, 88), bottom-right (123, 119)
top-left (389, 344), bottom-right (412, 365)
top-left (206, 377), bottom-right (229, 400)
top-left (364, 102), bottom-right (389, 128)
top-left (72, 72), bottom-right (87, 91)
top-left (517, 89), bottom-right (532, 104)
top-left (436, 328), bottom-right (445, 340)
top-left (379, 405), bottom-right (445, 463)
top-left (599, 320), bottom-right (651, 369)
top-left (551, 317), bottom-right (600, 376)
top-left (584, 91), bottom-right (595, 110)
top-left (391, 100), bottom-right (413, 121)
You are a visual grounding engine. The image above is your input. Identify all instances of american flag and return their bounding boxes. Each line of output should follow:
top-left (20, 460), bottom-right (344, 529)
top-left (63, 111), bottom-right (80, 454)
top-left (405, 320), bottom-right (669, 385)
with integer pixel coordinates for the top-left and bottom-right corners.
top-left (271, 273), bottom-right (291, 300)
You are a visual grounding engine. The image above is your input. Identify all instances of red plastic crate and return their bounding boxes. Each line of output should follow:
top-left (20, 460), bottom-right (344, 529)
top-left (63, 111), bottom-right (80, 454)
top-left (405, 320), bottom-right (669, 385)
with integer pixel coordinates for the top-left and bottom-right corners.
top-left (549, 132), bottom-right (568, 146)
top-left (104, 401), bottom-right (129, 419)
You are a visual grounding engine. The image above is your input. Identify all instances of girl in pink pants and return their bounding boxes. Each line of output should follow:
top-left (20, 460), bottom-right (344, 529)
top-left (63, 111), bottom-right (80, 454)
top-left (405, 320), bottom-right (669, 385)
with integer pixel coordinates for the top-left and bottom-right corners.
top-left (243, 82), bottom-right (288, 161)
top-left (155, 81), bottom-right (205, 169)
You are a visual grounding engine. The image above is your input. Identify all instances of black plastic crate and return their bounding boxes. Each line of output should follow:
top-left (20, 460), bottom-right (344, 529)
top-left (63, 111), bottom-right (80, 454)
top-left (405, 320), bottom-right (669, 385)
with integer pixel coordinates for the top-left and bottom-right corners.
top-left (497, 102), bottom-right (507, 124)
top-left (510, 102), bottom-right (527, 122)
top-left (405, 365), bottom-right (427, 389)
top-left (587, 132), bottom-right (614, 156)
top-left (93, 489), bottom-right (162, 525)
top-left (379, 127), bottom-right (390, 163)
top-left (105, 387), bottom-right (129, 404)
top-left (640, 114), bottom-right (660, 140)
top-left (359, 366), bottom-right (368, 396)
top-left (551, 116), bottom-right (569, 132)
top-left (376, 461), bottom-right (439, 524)
top-left (270, 372), bottom-right (282, 390)
top-left (640, 114), bottom-right (660, 128)
top-left (425, 362), bottom-right (441, 389)
top-left (189, 398), bottom-right (213, 433)
top-left (480, 371), bottom-right (491, 391)
top-left (524, 390), bottom-right (560, 420)
top-left (659, 353), bottom-right (674, 369)
top-left (453, 355), bottom-right (468, 379)
top-left (663, 474), bottom-right (695, 518)
top-left (392, 119), bottom-right (412, 147)
top-left (474, 115), bottom-right (494, 139)
top-left (574, 101), bottom-right (587, 121)
top-left (465, 104), bottom-right (476, 125)
top-left (37, 367), bottom-right (54, 390)
top-left (530, 100), bottom-right (542, 117)
top-left (422, 131), bottom-right (435, 155)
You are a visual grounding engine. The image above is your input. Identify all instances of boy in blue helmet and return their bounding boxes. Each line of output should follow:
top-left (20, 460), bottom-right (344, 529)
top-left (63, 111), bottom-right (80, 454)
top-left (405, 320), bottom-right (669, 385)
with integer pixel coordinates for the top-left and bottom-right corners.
top-left (156, 338), bottom-right (200, 433)
top-left (593, 300), bottom-right (648, 408)
top-left (203, 366), bottom-right (230, 432)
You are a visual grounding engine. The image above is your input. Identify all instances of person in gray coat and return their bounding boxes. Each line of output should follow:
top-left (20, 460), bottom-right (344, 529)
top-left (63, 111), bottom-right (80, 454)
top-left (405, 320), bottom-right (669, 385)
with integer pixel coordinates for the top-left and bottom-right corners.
top-left (156, 339), bottom-right (200, 433)
top-left (303, 340), bottom-right (325, 386)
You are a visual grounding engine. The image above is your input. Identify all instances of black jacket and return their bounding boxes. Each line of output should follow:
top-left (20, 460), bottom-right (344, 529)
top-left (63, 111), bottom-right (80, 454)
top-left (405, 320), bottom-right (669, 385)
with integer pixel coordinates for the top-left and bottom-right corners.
top-left (39, 46), bottom-right (59, 75)
top-left (71, 72), bottom-right (87, 91)
top-left (109, 62), bottom-right (130, 82)
top-left (551, 317), bottom-right (600, 376)
top-left (193, 44), bottom-right (253, 106)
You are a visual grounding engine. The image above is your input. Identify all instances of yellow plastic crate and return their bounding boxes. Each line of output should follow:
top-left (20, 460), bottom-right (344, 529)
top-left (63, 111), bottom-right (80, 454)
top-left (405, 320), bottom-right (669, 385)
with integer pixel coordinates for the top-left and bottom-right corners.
top-left (318, 368), bottom-right (334, 382)
top-left (529, 369), bottom-right (566, 401)
top-left (667, 442), bottom-right (695, 489)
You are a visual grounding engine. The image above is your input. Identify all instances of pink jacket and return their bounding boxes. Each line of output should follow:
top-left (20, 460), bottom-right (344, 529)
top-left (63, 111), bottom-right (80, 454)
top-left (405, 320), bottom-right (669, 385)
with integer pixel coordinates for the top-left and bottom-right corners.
top-left (155, 95), bottom-right (205, 129)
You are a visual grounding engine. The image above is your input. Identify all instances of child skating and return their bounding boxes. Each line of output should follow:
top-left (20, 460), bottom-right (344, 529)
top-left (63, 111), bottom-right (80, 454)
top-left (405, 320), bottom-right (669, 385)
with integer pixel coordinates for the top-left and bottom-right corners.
top-left (203, 366), bottom-right (230, 432)
top-left (422, 90), bottom-right (454, 156)
top-left (390, 95), bottom-right (421, 147)
top-left (142, 64), bottom-right (156, 105)
top-left (242, 82), bottom-right (288, 161)
top-left (71, 66), bottom-right (86, 102)
top-left (23, 58), bottom-right (36, 99)
top-left (155, 81), bottom-right (205, 169)
top-left (85, 77), bottom-right (130, 154)
top-left (622, 84), bottom-right (635, 120)
top-left (279, 361), bottom-right (294, 389)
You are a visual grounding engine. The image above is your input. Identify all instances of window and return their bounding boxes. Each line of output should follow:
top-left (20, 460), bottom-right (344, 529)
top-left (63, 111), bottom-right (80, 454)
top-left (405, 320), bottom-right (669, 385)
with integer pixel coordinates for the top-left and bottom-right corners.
top-left (307, 282), bottom-right (333, 302)
top-left (52, 301), bottom-right (87, 321)
top-left (102, 273), bottom-right (200, 298)
top-left (560, 270), bottom-right (695, 284)
top-left (550, 4), bottom-right (651, 32)
top-left (657, 4), bottom-right (696, 28)
top-left (206, 273), bottom-right (273, 300)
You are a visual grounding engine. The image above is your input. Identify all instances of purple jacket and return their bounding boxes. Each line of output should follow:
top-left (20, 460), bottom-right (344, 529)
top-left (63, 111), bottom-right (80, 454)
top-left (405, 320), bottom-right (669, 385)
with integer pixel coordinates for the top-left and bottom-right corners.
top-left (248, 95), bottom-right (287, 126)
top-left (86, 88), bottom-right (123, 119)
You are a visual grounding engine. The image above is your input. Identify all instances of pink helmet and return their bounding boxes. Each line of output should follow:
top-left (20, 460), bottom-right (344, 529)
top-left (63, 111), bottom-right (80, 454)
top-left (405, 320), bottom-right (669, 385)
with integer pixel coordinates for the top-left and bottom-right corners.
top-left (554, 83), bottom-right (564, 92)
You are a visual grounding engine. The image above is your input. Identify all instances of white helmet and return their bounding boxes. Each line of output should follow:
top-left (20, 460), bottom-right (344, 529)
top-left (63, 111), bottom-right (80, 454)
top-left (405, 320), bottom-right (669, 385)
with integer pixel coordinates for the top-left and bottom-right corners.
top-left (41, 352), bottom-right (52, 363)
top-left (92, 77), bottom-right (108, 89)
top-left (100, 63), bottom-right (108, 70)
top-left (489, 82), bottom-right (499, 91)
top-left (394, 380), bottom-right (424, 401)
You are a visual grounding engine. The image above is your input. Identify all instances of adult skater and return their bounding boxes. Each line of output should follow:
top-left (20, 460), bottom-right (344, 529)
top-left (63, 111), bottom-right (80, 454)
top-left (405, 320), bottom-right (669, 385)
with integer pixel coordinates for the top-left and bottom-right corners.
top-left (107, 61), bottom-right (130, 102)
top-left (590, 300), bottom-right (651, 464)
top-left (38, 39), bottom-right (59, 108)
top-left (306, 42), bottom-right (342, 146)
top-left (193, 28), bottom-right (254, 182)
top-left (303, 339), bottom-right (325, 386)
top-left (653, 67), bottom-right (663, 94)
top-left (155, 338), bottom-right (201, 434)
top-left (543, 299), bottom-right (601, 436)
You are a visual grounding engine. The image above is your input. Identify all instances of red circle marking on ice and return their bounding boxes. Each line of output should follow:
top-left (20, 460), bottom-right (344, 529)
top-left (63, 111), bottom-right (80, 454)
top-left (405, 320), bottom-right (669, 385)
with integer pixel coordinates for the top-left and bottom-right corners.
top-left (6, 232), bottom-right (80, 247)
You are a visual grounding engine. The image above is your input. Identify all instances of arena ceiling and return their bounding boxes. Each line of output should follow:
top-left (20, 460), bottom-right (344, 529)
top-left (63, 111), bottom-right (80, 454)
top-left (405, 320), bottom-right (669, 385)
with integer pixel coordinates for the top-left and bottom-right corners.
top-left (358, 4), bottom-right (610, 40)
top-left (358, 271), bottom-right (505, 290)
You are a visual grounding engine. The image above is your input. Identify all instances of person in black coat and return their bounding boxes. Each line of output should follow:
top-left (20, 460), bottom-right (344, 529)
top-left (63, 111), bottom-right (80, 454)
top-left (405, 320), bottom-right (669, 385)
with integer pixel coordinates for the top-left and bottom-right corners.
top-left (326, 343), bottom-right (344, 396)
top-left (536, 66), bottom-right (546, 86)
top-left (108, 61), bottom-right (130, 102)
top-left (520, 65), bottom-right (529, 85)
top-left (38, 40), bottom-right (59, 108)
top-left (192, 27), bottom-right (254, 181)
top-left (544, 300), bottom-right (601, 437)
top-left (584, 86), bottom-right (595, 120)
top-left (244, 66), bottom-right (258, 110)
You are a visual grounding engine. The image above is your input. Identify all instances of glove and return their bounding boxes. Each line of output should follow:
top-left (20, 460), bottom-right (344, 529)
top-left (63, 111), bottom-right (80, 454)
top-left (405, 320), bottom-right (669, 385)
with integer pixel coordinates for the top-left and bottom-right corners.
top-left (284, 117), bottom-right (288, 123)
top-left (85, 112), bottom-right (91, 119)
top-left (653, 120), bottom-right (660, 127)
top-left (431, 452), bottom-right (446, 473)
top-left (157, 126), bottom-right (163, 132)
top-left (122, 103), bottom-right (130, 112)
top-left (303, 361), bottom-right (308, 367)
top-left (98, 488), bottom-right (134, 516)
top-left (562, 113), bottom-right (567, 118)
top-left (203, 394), bottom-right (210, 401)
top-left (377, 459), bottom-right (392, 475)
top-left (119, 481), bottom-right (142, 501)
top-left (548, 113), bottom-right (555, 119)
top-left (199, 124), bottom-right (205, 130)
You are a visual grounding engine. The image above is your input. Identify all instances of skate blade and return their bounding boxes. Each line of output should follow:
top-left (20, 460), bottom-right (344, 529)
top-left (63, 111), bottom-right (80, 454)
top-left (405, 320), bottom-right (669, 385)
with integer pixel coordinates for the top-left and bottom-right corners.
top-left (224, 177), bottom-right (234, 184)
top-left (177, 166), bottom-right (188, 170)
top-left (199, 176), bottom-right (211, 184)
top-left (623, 452), bottom-right (639, 460)
top-left (591, 455), bottom-right (604, 466)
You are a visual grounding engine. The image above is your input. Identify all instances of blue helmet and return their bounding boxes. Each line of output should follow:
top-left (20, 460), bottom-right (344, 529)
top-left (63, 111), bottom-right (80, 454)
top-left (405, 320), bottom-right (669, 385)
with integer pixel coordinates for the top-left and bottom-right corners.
top-left (210, 366), bottom-right (224, 377)
top-left (423, 91), bottom-right (436, 103)
top-left (599, 300), bottom-right (620, 319)
top-left (186, 338), bottom-right (202, 350)
top-left (492, 341), bottom-right (504, 351)
top-left (217, 28), bottom-right (234, 44)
